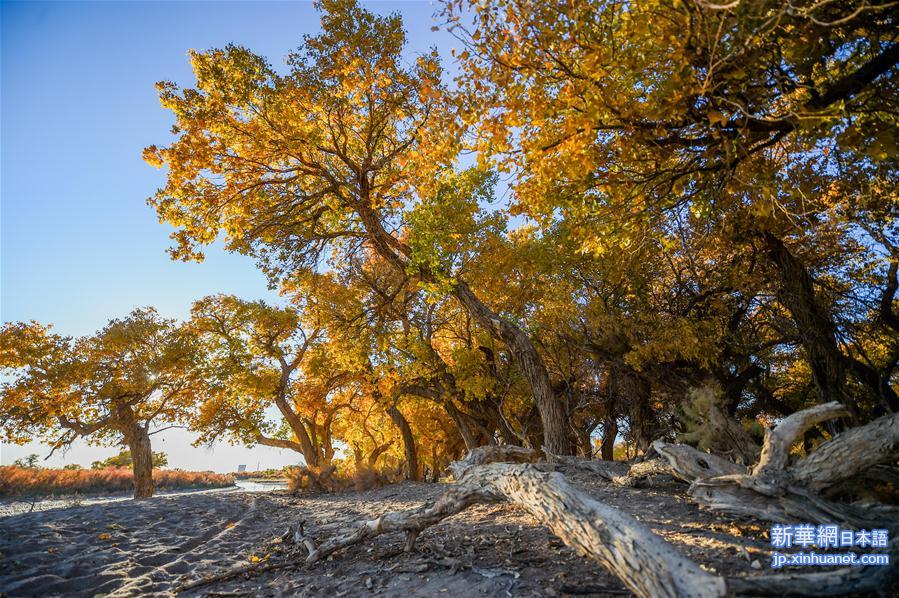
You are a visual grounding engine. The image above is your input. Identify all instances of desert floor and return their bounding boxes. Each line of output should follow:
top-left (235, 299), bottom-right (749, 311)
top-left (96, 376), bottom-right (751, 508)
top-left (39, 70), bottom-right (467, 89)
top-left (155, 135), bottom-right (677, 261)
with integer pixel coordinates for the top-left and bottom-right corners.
top-left (0, 469), bottom-right (778, 597)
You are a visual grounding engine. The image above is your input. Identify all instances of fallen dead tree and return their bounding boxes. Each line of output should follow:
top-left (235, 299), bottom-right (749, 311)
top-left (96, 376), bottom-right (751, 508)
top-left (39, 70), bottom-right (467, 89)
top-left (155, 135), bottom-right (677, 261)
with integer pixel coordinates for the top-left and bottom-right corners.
top-left (654, 402), bottom-right (899, 531)
top-left (286, 444), bottom-right (897, 597)
top-left (305, 461), bottom-right (727, 598)
top-left (182, 433), bottom-right (898, 596)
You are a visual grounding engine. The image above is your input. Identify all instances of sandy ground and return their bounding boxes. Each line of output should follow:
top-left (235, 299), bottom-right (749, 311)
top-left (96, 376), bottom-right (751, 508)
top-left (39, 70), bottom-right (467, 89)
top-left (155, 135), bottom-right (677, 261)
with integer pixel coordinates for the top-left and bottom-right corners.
top-left (0, 468), bottom-right (781, 597)
top-left (0, 481), bottom-right (286, 519)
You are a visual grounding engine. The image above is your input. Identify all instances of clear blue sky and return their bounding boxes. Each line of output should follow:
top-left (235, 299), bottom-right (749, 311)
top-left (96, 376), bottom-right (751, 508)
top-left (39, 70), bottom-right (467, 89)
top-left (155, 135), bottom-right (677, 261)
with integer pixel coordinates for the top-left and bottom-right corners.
top-left (1, 0), bottom-right (458, 471)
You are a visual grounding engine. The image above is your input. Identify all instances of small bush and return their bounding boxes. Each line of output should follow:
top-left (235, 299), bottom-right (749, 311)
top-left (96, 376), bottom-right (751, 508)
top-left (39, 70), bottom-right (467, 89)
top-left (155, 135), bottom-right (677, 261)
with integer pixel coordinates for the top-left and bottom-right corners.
top-left (0, 466), bottom-right (235, 498)
top-left (678, 383), bottom-right (762, 464)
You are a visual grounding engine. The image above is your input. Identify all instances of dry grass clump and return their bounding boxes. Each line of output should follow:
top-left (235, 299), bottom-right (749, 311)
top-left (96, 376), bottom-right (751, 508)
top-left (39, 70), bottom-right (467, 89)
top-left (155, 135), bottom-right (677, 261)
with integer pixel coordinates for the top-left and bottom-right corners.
top-left (0, 466), bottom-right (234, 498)
top-left (233, 467), bottom-right (293, 480)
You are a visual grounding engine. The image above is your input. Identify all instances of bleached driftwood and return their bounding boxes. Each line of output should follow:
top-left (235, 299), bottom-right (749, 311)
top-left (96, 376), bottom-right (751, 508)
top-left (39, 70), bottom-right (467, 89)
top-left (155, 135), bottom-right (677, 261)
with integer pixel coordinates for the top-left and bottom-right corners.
top-left (306, 462), bottom-right (726, 598)
top-left (611, 458), bottom-right (674, 487)
top-left (655, 404), bottom-right (899, 531)
top-left (542, 448), bottom-right (630, 480)
top-left (448, 445), bottom-right (539, 478)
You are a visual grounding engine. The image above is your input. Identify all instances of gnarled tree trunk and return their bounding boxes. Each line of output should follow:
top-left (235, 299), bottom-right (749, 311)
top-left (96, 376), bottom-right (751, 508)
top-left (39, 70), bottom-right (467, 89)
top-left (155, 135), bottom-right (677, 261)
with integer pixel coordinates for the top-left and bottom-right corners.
top-left (124, 423), bottom-right (154, 500)
top-left (600, 416), bottom-right (617, 461)
top-left (444, 401), bottom-right (478, 451)
top-left (451, 281), bottom-right (572, 455)
top-left (387, 404), bottom-right (419, 481)
top-left (763, 233), bottom-right (847, 405)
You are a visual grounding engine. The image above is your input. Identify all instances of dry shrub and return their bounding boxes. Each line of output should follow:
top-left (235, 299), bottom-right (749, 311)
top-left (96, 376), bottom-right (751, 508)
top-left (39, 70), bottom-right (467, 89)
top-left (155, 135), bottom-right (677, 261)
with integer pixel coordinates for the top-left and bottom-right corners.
top-left (0, 466), bottom-right (234, 498)
top-left (287, 461), bottom-right (401, 494)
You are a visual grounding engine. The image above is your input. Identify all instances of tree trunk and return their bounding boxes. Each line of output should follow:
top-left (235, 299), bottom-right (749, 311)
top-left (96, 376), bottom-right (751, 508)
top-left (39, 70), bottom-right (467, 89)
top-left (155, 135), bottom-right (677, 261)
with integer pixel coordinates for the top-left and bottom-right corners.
top-left (575, 425), bottom-right (593, 458)
top-left (627, 375), bottom-right (656, 453)
top-left (444, 401), bottom-right (478, 451)
top-left (452, 282), bottom-right (572, 454)
top-left (273, 395), bottom-right (319, 467)
top-left (600, 417), bottom-right (618, 461)
top-left (488, 399), bottom-right (523, 446)
top-left (387, 404), bottom-right (419, 481)
top-left (367, 442), bottom-right (393, 468)
top-left (125, 424), bottom-right (154, 500)
top-left (762, 233), bottom-right (852, 412)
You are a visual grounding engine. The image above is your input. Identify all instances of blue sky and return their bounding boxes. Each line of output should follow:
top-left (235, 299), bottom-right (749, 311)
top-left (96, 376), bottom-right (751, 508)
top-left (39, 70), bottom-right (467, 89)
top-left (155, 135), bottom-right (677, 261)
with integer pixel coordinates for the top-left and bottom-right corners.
top-left (1, 0), bottom-right (458, 471)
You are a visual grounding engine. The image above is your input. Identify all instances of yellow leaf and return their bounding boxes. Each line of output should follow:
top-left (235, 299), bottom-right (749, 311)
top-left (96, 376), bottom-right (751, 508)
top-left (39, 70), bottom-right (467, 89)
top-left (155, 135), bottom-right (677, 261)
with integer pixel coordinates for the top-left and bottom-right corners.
top-left (707, 110), bottom-right (727, 125)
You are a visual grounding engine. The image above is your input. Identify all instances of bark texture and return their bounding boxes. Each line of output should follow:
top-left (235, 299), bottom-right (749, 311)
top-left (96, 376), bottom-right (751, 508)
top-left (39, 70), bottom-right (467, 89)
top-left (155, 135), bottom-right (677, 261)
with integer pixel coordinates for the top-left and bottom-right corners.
top-left (655, 403), bottom-right (899, 531)
top-left (387, 404), bottom-right (420, 481)
top-left (763, 233), bottom-right (850, 410)
top-left (125, 424), bottom-right (154, 500)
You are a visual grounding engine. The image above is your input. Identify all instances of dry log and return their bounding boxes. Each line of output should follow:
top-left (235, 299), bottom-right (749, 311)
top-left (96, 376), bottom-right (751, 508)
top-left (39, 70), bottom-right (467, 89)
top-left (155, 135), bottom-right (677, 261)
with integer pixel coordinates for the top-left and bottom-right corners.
top-left (542, 449), bottom-right (630, 480)
top-left (302, 456), bottom-right (895, 597)
top-left (655, 407), bottom-right (899, 532)
top-left (752, 401), bottom-right (848, 479)
top-left (653, 441), bottom-right (747, 482)
top-left (789, 411), bottom-right (899, 493)
top-left (688, 474), bottom-right (892, 530)
top-left (611, 458), bottom-right (673, 487)
top-left (448, 445), bottom-right (540, 478)
top-left (306, 463), bottom-right (726, 598)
